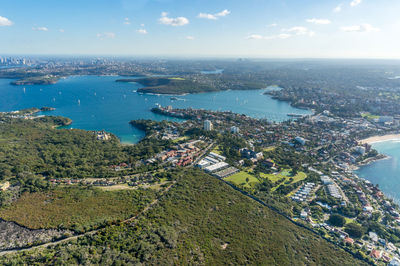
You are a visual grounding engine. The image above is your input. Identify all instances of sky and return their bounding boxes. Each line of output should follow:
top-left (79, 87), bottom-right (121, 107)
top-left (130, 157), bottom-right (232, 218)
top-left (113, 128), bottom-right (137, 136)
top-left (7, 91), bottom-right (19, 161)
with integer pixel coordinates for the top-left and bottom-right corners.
top-left (1, 0), bottom-right (400, 58)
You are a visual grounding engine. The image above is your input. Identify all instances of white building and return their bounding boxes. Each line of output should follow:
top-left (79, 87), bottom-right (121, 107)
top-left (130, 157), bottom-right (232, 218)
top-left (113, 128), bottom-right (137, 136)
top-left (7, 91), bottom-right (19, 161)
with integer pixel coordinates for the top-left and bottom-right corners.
top-left (355, 146), bottom-right (366, 155)
top-left (389, 257), bottom-right (400, 266)
top-left (204, 120), bottom-right (213, 131)
top-left (230, 126), bottom-right (240, 134)
top-left (208, 152), bottom-right (226, 162)
top-left (204, 162), bottom-right (229, 173)
top-left (321, 175), bottom-right (333, 185)
top-left (294, 136), bottom-right (306, 145)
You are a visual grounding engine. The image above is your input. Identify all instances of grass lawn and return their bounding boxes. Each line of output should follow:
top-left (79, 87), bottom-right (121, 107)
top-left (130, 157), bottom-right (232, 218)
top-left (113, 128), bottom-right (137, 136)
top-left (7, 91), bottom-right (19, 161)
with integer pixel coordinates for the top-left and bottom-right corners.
top-left (0, 187), bottom-right (156, 231)
top-left (260, 169), bottom-right (307, 183)
top-left (145, 181), bottom-right (172, 190)
top-left (361, 112), bottom-right (380, 120)
top-left (263, 146), bottom-right (276, 152)
top-left (224, 171), bottom-right (260, 189)
top-left (344, 217), bottom-right (354, 224)
top-left (172, 136), bottom-right (189, 143)
top-left (211, 145), bottom-right (223, 155)
top-left (99, 184), bottom-right (137, 191)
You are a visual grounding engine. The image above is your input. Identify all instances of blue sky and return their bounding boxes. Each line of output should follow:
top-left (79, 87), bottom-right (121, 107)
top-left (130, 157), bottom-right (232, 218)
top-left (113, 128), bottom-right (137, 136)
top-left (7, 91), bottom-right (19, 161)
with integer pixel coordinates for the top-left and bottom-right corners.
top-left (1, 0), bottom-right (400, 58)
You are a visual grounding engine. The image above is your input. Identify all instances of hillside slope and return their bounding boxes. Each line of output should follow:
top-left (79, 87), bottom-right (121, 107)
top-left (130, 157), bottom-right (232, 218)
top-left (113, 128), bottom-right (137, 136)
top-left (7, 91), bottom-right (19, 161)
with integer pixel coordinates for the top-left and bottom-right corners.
top-left (1, 169), bottom-right (366, 265)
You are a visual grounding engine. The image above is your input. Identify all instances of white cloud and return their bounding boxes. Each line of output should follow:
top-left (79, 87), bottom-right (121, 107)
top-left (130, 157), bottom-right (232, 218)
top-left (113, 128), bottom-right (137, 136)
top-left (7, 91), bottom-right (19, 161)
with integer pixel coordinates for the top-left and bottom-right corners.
top-left (0, 16), bottom-right (13, 26)
top-left (341, 24), bottom-right (379, 32)
top-left (186, 36), bottom-right (195, 40)
top-left (333, 4), bottom-right (343, 13)
top-left (246, 33), bottom-right (291, 40)
top-left (350, 0), bottom-right (362, 7)
top-left (32, 26), bottom-right (48, 31)
top-left (306, 18), bottom-right (331, 25)
top-left (284, 26), bottom-right (315, 36)
top-left (267, 23), bottom-right (278, 27)
top-left (246, 34), bottom-right (264, 40)
top-left (159, 12), bottom-right (189, 26)
top-left (198, 9), bottom-right (231, 20)
top-left (136, 29), bottom-right (147, 34)
top-left (140, 23), bottom-right (145, 27)
top-left (198, 13), bottom-right (216, 20)
top-left (247, 26), bottom-right (316, 40)
top-left (269, 33), bottom-right (291, 40)
top-left (216, 9), bottom-right (230, 17)
top-left (124, 18), bottom-right (131, 25)
top-left (59, 29), bottom-right (65, 33)
top-left (97, 32), bottom-right (116, 39)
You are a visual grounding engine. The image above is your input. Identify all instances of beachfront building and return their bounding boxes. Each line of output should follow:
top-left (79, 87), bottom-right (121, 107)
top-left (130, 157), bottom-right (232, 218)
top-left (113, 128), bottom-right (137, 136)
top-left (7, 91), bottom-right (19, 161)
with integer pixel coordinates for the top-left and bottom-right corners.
top-left (355, 146), bottom-right (366, 155)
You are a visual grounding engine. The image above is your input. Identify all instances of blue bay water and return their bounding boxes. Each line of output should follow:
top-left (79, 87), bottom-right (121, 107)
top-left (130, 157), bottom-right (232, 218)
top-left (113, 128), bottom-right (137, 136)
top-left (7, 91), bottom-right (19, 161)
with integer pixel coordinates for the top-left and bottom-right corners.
top-left (355, 140), bottom-right (400, 203)
top-left (0, 75), bottom-right (310, 143)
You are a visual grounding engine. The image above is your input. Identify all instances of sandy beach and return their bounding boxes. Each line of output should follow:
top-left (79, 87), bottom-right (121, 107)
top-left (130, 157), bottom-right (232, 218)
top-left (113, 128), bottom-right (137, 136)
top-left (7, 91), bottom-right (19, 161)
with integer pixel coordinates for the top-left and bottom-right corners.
top-left (359, 134), bottom-right (400, 144)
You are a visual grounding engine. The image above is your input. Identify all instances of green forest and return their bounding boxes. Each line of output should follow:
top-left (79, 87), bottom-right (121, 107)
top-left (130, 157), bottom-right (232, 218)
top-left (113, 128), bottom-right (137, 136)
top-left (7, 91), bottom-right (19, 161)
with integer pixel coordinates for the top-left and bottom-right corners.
top-left (0, 116), bottom-right (170, 182)
top-left (0, 169), bottom-right (366, 265)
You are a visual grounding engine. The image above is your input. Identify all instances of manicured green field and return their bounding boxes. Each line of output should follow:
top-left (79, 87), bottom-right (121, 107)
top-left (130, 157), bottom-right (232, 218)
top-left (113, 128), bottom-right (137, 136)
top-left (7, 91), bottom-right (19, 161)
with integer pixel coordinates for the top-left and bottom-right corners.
top-left (260, 169), bottom-right (307, 184)
top-left (224, 171), bottom-right (260, 188)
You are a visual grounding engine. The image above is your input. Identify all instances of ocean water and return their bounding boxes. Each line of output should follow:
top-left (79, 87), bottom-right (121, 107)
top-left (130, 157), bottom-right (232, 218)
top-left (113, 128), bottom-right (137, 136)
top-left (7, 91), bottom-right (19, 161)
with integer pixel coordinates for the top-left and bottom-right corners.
top-left (355, 140), bottom-right (400, 203)
top-left (0, 75), bottom-right (311, 143)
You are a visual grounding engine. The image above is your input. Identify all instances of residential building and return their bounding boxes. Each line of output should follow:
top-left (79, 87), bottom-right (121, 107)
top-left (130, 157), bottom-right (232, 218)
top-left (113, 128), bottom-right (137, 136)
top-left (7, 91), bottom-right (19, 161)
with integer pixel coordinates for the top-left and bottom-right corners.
top-left (204, 120), bottom-right (213, 131)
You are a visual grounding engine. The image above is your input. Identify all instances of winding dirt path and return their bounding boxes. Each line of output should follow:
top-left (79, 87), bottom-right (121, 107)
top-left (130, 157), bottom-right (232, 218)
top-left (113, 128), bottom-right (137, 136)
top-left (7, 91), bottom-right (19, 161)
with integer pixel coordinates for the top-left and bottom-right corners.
top-left (0, 182), bottom-right (175, 256)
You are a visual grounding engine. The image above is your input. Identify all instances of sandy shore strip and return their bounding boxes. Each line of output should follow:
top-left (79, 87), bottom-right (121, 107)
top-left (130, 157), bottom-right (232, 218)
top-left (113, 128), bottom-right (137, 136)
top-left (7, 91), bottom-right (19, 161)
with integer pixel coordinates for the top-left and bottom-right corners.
top-left (359, 134), bottom-right (400, 144)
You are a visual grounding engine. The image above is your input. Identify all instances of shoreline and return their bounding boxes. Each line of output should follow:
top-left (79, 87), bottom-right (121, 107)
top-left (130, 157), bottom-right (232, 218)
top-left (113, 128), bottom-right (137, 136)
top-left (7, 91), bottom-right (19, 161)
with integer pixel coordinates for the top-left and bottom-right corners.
top-left (359, 133), bottom-right (400, 144)
top-left (350, 154), bottom-right (389, 171)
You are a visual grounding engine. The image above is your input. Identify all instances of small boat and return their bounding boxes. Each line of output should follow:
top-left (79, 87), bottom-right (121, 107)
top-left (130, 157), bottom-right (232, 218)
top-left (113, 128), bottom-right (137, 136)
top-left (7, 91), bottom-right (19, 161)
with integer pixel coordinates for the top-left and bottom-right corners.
top-left (170, 97), bottom-right (178, 100)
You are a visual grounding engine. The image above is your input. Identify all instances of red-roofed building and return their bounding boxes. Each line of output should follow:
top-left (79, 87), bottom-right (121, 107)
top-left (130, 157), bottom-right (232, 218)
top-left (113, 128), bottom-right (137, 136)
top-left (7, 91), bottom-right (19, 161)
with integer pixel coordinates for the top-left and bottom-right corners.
top-left (370, 249), bottom-right (382, 259)
top-left (344, 237), bottom-right (354, 245)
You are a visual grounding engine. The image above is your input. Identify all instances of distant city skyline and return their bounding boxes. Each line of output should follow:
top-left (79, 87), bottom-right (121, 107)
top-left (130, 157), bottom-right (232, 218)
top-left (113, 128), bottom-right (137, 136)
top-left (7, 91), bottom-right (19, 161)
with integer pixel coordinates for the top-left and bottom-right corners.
top-left (1, 0), bottom-right (400, 58)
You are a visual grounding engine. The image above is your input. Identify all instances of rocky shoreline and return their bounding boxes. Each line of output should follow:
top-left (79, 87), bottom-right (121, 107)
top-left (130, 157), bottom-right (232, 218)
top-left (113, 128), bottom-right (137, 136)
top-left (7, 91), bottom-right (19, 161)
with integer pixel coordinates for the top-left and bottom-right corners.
top-left (0, 219), bottom-right (73, 251)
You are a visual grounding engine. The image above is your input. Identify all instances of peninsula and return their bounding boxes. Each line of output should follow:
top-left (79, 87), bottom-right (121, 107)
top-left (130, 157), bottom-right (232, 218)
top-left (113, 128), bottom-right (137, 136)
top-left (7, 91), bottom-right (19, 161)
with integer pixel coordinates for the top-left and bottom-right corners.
top-left (116, 75), bottom-right (266, 95)
top-left (10, 75), bottom-right (59, 85)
